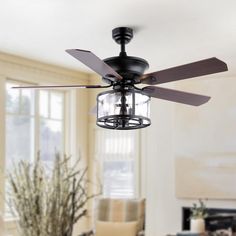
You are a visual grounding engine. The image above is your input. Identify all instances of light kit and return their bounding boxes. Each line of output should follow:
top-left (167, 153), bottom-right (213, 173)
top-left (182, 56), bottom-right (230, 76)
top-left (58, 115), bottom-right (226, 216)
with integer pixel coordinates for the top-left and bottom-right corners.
top-left (97, 88), bottom-right (151, 130)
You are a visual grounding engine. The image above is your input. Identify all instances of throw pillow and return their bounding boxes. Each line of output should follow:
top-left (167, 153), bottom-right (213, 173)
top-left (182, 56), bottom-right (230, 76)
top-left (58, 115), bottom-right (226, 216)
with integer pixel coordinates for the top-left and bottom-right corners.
top-left (96, 221), bottom-right (138, 236)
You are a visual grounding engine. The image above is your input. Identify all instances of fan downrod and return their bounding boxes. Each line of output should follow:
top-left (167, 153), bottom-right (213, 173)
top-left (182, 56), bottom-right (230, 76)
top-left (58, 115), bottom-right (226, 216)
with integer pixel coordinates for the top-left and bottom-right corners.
top-left (112, 27), bottom-right (133, 56)
top-left (102, 27), bottom-right (149, 85)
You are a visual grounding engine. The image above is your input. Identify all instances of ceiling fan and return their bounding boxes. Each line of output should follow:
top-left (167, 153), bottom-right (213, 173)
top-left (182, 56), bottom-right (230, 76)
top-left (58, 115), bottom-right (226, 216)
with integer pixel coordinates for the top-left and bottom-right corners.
top-left (15, 27), bottom-right (228, 130)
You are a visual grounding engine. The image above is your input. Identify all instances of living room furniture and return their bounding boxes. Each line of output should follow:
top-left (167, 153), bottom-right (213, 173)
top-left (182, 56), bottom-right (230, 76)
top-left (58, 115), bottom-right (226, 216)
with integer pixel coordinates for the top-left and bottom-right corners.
top-left (81, 198), bottom-right (145, 236)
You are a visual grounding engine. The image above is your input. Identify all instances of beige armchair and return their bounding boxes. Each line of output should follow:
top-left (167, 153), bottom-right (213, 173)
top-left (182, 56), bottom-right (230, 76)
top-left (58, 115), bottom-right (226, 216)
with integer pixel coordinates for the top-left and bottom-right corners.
top-left (81, 198), bottom-right (145, 236)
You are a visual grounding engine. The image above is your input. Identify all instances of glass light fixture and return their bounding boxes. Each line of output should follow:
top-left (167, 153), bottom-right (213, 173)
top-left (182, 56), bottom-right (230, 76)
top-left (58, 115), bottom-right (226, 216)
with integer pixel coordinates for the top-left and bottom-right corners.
top-left (97, 89), bottom-right (151, 130)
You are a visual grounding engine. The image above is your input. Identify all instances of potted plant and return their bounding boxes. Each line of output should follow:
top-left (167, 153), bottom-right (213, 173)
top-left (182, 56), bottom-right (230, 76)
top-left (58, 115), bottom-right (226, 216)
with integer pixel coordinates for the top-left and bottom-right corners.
top-left (7, 153), bottom-right (100, 236)
top-left (190, 199), bottom-right (208, 233)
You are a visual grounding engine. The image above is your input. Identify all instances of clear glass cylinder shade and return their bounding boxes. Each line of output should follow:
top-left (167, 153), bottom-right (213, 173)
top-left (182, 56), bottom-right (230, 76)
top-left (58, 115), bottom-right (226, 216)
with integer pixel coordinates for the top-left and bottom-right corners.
top-left (97, 89), bottom-right (151, 130)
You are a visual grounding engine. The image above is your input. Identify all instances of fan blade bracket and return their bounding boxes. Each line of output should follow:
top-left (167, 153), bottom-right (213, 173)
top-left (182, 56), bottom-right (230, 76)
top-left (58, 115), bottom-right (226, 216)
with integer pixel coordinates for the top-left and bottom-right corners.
top-left (142, 86), bottom-right (155, 94)
top-left (103, 73), bottom-right (118, 82)
top-left (141, 76), bottom-right (158, 85)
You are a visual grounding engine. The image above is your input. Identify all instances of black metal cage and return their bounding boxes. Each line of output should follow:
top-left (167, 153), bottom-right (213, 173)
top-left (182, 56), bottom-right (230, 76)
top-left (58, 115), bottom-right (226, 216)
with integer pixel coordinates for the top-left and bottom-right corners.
top-left (96, 89), bottom-right (151, 130)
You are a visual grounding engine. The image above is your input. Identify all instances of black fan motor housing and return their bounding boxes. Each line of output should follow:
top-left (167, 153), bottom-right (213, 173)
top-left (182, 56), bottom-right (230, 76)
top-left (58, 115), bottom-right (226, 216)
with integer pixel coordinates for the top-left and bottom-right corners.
top-left (103, 55), bottom-right (149, 84)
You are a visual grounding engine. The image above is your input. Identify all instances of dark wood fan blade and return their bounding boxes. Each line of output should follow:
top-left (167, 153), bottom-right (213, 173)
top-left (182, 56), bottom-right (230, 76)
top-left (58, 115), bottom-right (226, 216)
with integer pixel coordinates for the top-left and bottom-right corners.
top-left (66, 49), bottom-right (122, 81)
top-left (12, 84), bottom-right (109, 89)
top-left (141, 57), bottom-right (228, 85)
top-left (142, 86), bottom-right (210, 106)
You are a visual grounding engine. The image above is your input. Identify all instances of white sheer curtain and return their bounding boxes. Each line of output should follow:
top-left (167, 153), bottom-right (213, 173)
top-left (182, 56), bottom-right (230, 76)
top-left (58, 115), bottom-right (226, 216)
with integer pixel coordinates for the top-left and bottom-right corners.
top-left (95, 129), bottom-right (140, 198)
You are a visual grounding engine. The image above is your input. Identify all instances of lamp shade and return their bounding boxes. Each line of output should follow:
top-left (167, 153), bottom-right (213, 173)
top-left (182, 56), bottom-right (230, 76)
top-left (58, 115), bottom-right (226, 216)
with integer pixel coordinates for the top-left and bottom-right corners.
top-left (97, 89), bottom-right (151, 130)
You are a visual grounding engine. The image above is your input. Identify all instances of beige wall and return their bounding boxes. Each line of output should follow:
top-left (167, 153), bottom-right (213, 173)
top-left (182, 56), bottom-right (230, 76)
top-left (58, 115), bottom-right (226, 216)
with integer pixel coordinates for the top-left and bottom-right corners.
top-left (144, 76), bottom-right (236, 236)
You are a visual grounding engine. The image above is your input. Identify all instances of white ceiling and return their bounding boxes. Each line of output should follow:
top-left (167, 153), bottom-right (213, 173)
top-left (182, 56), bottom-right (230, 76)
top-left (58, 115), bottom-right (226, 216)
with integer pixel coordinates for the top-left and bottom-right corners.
top-left (0, 0), bottom-right (236, 77)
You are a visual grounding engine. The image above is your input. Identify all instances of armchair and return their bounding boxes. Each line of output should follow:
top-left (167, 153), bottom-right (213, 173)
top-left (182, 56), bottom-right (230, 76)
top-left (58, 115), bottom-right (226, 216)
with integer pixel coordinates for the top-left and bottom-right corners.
top-left (81, 198), bottom-right (145, 236)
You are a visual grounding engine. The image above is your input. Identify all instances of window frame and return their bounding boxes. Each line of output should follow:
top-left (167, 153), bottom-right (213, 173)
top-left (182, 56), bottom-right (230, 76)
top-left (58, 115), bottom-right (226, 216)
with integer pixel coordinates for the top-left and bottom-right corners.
top-left (38, 89), bottom-right (66, 161)
top-left (6, 79), bottom-right (36, 165)
top-left (5, 79), bottom-right (67, 164)
top-left (4, 79), bottom-right (69, 229)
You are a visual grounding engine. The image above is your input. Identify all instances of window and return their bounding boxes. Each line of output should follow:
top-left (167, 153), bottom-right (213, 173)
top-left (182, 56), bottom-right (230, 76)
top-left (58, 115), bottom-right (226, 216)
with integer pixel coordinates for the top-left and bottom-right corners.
top-left (5, 80), bottom-right (65, 216)
top-left (6, 81), bottom-right (35, 169)
top-left (6, 81), bottom-right (65, 167)
top-left (95, 129), bottom-right (140, 198)
top-left (39, 90), bottom-right (64, 167)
